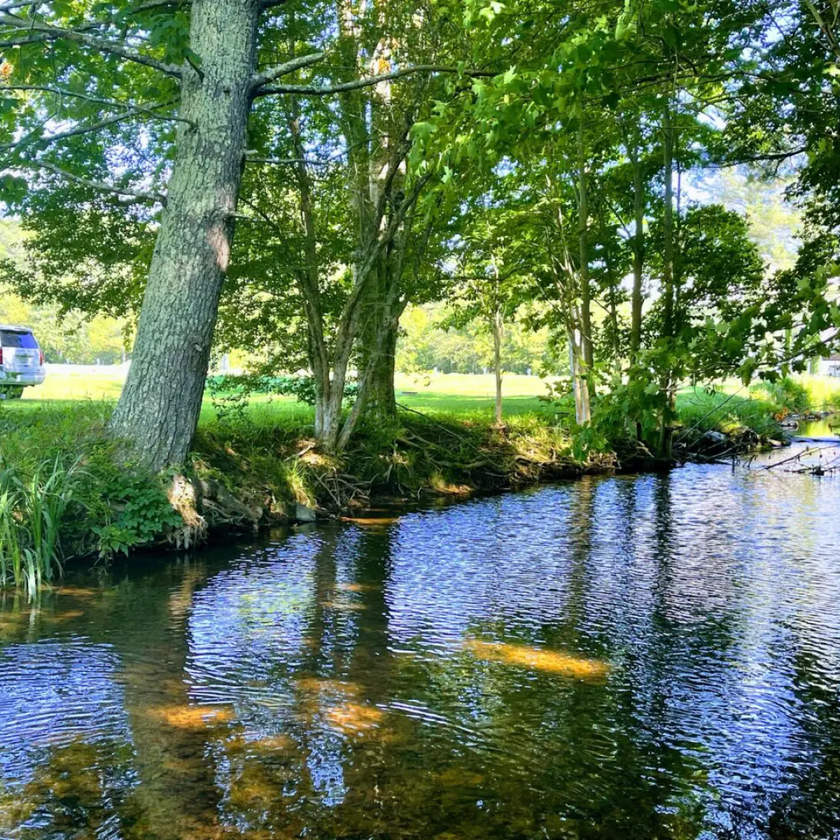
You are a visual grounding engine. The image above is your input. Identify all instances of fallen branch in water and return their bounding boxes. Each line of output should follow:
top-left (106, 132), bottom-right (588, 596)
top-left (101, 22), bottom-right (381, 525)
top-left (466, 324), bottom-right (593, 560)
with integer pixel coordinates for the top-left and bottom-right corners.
top-left (758, 443), bottom-right (840, 472)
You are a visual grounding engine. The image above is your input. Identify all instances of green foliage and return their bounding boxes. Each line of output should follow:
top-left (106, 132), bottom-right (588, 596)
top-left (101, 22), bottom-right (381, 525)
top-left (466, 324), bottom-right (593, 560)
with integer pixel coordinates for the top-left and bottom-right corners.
top-left (675, 388), bottom-right (782, 438)
top-left (751, 377), bottom-right (811, 414)
top-left (398, 304), bottom-right (556, 375)
top-left (205, 374), bottom-right (359, 427)
top-left (90, 470), bottom-right (182, 560)
top-left (2, 0), bottom-right (837, 467)
top-left (0, 402), bottom-right (181, 562)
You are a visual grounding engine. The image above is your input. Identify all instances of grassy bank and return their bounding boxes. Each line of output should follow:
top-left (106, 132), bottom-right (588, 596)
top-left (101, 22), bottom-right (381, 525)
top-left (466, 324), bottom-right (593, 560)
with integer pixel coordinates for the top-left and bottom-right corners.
top-left (675, 376), bottom-right (840, 439)
top-left (0, 380), bottom-right (585, 593)
top-left (1, 368), bottom-right (837, 595)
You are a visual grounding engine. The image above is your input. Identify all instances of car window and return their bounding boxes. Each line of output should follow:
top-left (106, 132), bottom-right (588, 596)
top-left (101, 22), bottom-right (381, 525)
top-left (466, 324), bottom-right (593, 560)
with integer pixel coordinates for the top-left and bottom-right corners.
top-left (0, 330), bottom-right (38, 349)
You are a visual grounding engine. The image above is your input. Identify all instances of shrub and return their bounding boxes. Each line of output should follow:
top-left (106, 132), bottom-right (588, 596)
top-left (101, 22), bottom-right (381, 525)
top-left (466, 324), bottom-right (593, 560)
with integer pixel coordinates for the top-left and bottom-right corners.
top-left (750, 377), bottom-right (810, 414)
top-left (0, 402), bottom-right (182, 566)
top-left (206, 373), bottom-right (359, 406)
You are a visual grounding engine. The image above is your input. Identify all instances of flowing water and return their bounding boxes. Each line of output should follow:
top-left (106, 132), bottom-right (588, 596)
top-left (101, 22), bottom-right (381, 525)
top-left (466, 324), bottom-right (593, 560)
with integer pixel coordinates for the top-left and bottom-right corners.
top-left (2, 460), bottom-right (840, 839)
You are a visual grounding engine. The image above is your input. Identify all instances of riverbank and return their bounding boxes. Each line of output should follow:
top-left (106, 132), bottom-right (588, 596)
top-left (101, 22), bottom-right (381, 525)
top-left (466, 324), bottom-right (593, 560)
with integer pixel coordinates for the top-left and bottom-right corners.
top-left (0, 373), bottom-right (836, 593)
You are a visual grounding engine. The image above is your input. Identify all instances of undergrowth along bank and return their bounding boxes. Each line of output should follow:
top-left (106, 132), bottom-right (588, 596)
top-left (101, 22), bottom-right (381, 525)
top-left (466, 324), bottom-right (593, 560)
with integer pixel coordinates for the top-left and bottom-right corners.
top-left (0, 400), bottom-right (595, 592)
top-left (0, 374), bottom-right (835, 597)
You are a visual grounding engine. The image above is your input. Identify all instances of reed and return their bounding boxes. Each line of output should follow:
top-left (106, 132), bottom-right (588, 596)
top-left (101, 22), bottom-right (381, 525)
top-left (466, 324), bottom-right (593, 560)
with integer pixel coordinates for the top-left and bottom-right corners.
top-left (0, 458), bottom-right (78, 598)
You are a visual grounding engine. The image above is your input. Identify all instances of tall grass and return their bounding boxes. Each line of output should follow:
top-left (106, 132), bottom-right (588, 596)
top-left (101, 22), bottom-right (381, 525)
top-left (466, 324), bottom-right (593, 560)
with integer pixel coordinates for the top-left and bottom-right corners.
top-left (0, 458), bottom-right (78, 598)
top-left (676, 387), bottom-right (782, 437)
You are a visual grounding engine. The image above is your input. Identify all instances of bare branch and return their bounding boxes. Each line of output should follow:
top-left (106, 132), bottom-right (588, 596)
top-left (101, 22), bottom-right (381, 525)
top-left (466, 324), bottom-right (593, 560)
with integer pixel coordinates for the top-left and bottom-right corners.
top-left (0, 13), bottom-right (183, 78)
top-left (244, 155), bottom-right (331, 166)
top-left (256, 64), bottom-right (499, 98)
top-left (706, 147), bottom-right (808, 168)
top-left (250, 52), bottom-right (326, 93)
top-left (0, 1), bottom-right (41, 11)
top-left (1, 85), bottom-right (191, 126)
top-left (122, 0), bottom-right (191, 15)
top-left (0, 98), bottom-right (182, 153)
top-left (14, 159), bottom-right (166, 204)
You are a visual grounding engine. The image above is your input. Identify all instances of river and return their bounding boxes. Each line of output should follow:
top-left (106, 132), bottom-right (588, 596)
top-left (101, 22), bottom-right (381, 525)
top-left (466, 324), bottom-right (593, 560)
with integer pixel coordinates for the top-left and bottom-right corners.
top-left (2, 453), bottom-right (840, 838)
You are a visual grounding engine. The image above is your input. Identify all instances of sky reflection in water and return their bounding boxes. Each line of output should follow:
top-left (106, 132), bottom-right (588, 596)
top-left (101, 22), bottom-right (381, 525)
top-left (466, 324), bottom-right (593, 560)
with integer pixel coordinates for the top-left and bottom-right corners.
top-left (2, 463), bottom-right (840, 838)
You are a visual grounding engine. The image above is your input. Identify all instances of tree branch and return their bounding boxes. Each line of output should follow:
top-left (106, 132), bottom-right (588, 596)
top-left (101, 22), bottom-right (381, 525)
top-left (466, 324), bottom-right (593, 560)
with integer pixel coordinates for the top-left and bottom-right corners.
top-left (707, 147), bottom-right (808, 168)
top-left (250, 51), bottom-right (326, 94)
top-left (1, 85), bottom-right (191, 126)
top-left (15, 159), bottom-right (166, 204)
top-left (0, 13), bottom-right (183, 78)
top-left (244, 155), bottom-right (333, 167)
top-left (0, 99), bottom-right (182, 153)
top-left (255, 64), bottom-right (499, 98)
top-left (122, 0), bottom-right (192, 15)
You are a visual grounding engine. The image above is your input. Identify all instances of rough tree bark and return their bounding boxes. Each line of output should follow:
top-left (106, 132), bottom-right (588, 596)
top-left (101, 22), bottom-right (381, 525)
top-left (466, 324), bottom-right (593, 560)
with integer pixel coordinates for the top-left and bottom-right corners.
top-left (109, 0), bottom-right (262, 471)
top-left (361, 319), bottom-right (400, 421)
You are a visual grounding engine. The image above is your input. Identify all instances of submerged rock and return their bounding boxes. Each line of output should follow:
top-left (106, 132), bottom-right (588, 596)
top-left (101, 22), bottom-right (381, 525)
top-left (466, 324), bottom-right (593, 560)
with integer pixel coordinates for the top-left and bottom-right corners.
top-left (295, 503), bottom-right (318, 523)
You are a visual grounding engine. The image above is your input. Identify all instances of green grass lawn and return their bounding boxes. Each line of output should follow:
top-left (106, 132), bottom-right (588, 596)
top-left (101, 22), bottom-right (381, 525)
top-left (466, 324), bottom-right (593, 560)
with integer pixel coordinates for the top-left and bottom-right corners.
top-left (16, 368), bottom-right (555, 424)
top-left (15, 366), bottom-right (838, 431)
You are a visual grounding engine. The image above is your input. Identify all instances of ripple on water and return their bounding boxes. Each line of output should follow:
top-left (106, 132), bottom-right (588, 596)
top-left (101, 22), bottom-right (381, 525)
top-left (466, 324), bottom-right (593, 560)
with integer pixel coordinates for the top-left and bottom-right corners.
top-left (1, 466), bottom-right (840, 838)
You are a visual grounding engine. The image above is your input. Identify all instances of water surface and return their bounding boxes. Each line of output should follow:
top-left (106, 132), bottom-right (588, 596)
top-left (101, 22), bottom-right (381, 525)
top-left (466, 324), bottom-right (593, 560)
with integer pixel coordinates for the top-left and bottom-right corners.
top-left (2, 462), bottom-right (840, 838)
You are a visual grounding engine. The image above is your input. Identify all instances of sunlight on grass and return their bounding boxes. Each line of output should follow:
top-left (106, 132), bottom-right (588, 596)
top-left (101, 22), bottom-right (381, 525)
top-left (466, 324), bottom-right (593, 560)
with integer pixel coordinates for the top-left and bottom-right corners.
top-left (23, 368), bottom-right (125, 401)
top-left (13, 367), bottom-right (555, 421)
top-left (465, 639), bottom-right (609, 680)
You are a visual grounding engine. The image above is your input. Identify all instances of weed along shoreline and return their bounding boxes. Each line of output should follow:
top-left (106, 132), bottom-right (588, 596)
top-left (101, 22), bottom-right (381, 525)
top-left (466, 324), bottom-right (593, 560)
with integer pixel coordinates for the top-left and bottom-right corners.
top-left (1, 384), bottom-right (814, 598)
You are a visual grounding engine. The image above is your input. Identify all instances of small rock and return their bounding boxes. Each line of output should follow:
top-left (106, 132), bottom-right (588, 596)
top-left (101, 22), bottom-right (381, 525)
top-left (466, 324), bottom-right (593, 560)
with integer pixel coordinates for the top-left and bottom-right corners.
top-left (295, 503), bottom-right (318, 523)
top-left (704, 430), bottom-right (727, 443)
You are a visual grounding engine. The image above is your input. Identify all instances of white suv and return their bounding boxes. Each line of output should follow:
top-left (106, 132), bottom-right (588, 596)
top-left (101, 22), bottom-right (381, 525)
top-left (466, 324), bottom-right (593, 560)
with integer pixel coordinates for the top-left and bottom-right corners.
top-left (0, 325), bottom-right (46, 398)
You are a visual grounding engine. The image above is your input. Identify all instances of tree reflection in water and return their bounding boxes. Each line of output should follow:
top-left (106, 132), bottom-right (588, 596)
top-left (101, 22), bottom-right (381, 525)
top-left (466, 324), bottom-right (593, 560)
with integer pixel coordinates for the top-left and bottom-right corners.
top-left (1, 464), bottom-right (840, 838)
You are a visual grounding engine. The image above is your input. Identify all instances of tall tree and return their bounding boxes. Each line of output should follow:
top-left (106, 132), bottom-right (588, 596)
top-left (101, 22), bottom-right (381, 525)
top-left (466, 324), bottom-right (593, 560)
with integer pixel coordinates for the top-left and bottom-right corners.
top-left (1, 0), bottom-right (490, 464)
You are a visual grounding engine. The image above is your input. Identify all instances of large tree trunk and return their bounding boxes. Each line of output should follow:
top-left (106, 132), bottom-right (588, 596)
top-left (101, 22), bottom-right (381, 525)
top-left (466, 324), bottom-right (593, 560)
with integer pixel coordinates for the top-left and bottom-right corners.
top-left (109, 0), bottom-right (260, 471)
top-left (363, 321), bottom-right (399, 422)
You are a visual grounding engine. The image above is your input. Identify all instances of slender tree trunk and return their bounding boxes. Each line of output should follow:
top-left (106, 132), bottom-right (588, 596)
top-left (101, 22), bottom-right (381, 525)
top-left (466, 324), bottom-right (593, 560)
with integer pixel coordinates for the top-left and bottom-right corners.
top-left (288, 94), bottom-right (334, 443)
top-left (659, 100), bottom-right (676, 460)
top-left (492, 308), bottom-right (504, 425)
top-left (109, 0), bottom-right (260, 471)
top-left (568, 327), bottom-right (591, 426)
top-left (629, 138), bottom-right (645, 361)
top-left (661, 104), bottom-right (675, 345)
top-left (577, 124), bottom-right (593, 376)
